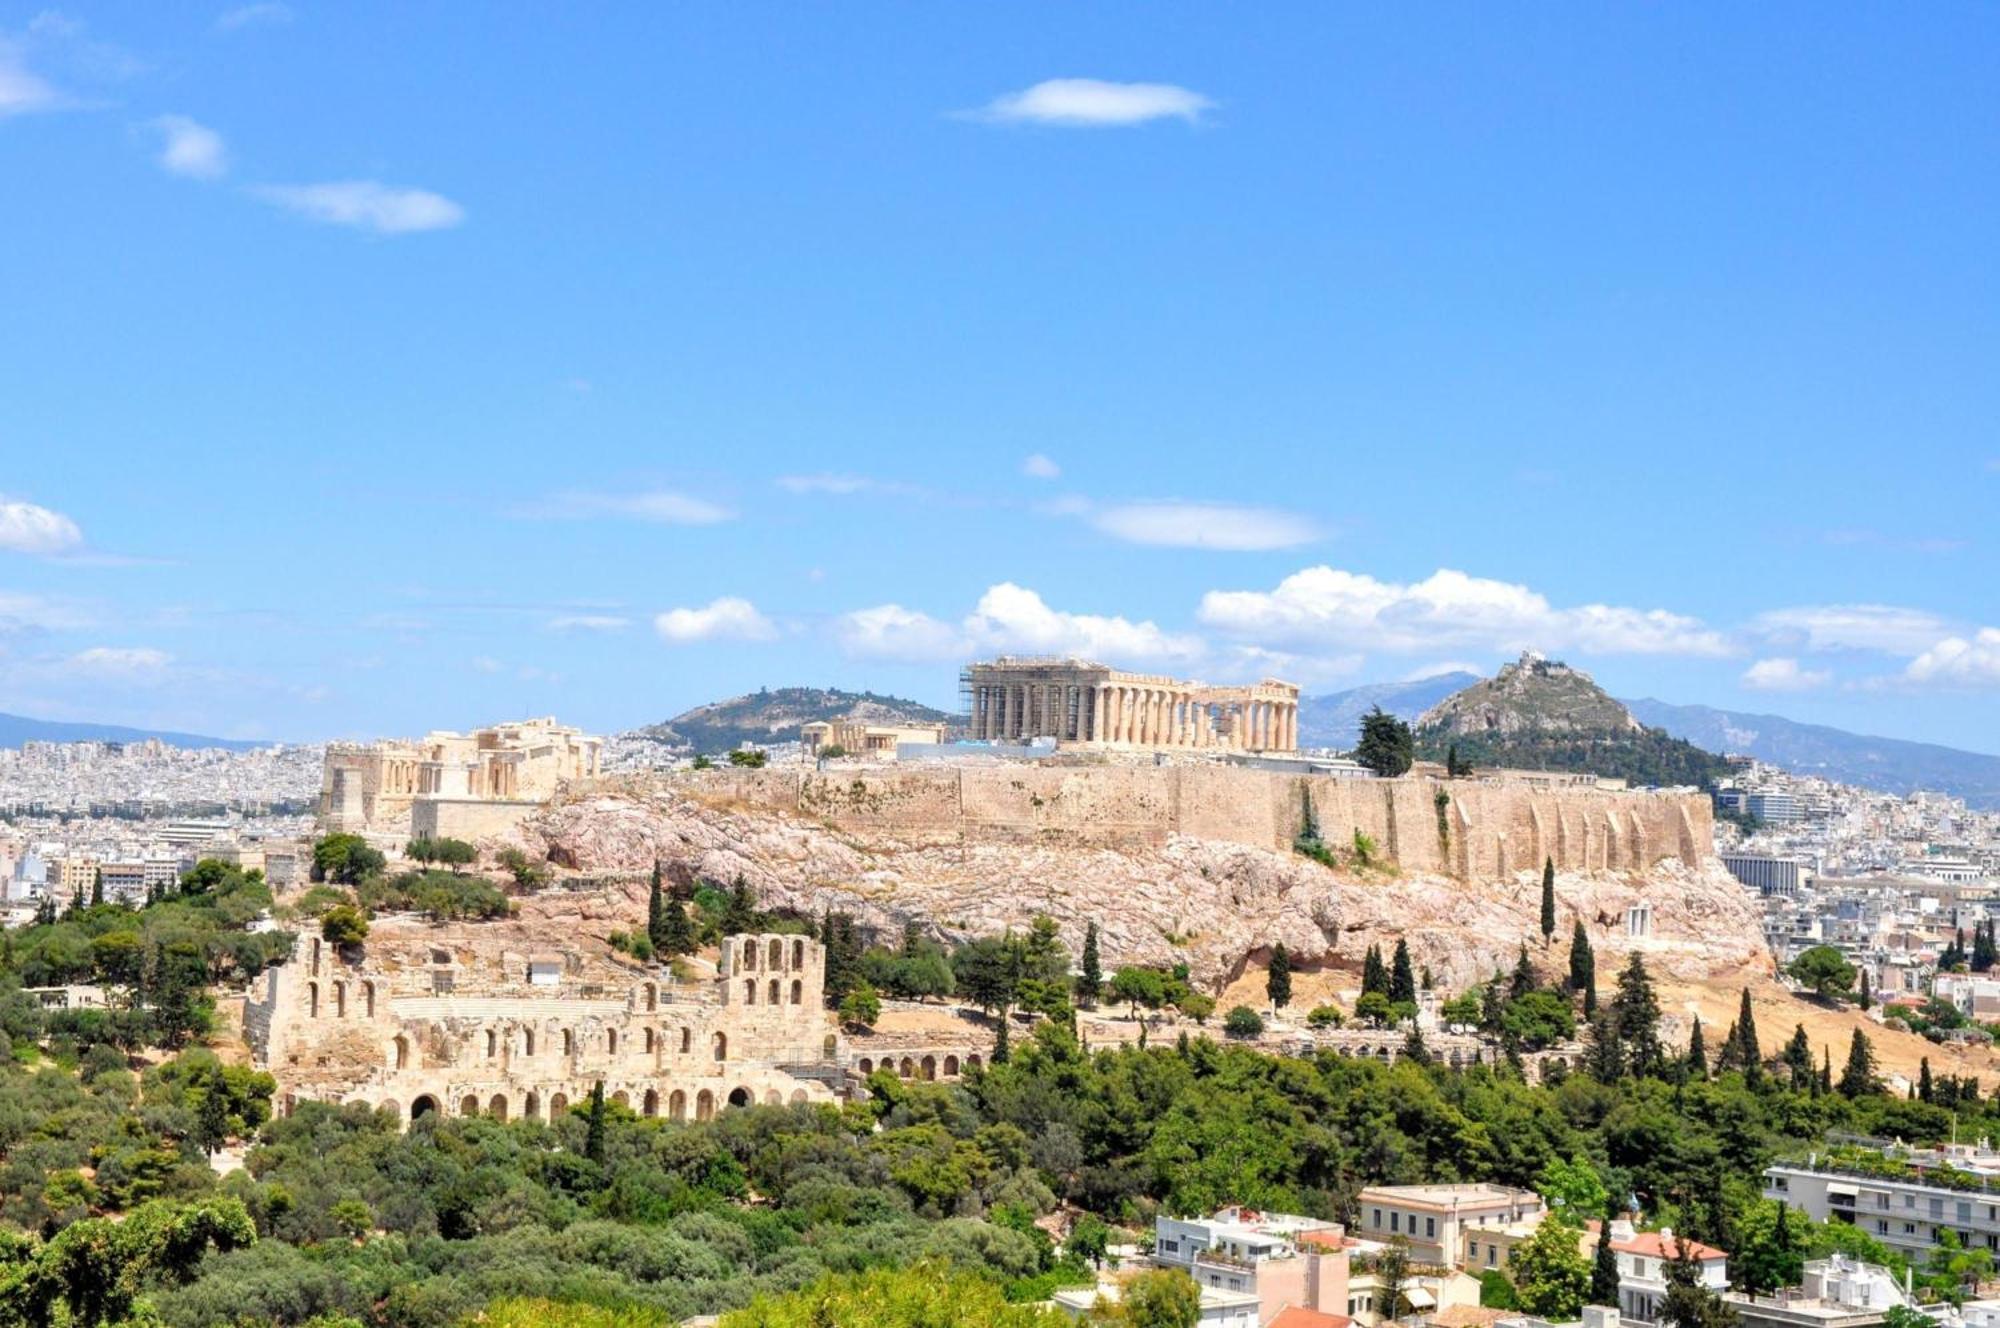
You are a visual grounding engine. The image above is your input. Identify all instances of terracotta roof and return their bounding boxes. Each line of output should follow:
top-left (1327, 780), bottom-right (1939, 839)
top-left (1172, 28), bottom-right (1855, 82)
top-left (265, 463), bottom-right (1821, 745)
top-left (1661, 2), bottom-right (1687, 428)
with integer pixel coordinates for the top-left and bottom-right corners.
top-left (1269, 1309), bottom-right (1354, 1328)
top-left (1612, 1231), bottom-right (1728, 1261)
top-left (1430, 1307), bottom-right (1508, 1328)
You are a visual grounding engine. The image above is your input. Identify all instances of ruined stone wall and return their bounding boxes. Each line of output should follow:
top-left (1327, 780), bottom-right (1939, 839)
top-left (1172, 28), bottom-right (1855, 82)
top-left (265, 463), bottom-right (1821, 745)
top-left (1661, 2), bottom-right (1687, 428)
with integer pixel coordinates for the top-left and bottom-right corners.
top-left (674, 765), bottom-right (1711, 876)
top-left (411, 797), bottom-right (543, 842)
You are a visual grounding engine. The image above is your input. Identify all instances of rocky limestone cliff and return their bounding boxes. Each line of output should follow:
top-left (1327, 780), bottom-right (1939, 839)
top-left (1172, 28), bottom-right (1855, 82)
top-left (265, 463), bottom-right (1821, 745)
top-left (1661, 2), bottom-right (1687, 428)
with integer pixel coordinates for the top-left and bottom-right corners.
top-left (1419, 652), bottom-right (1642, 737)
top-left (516, 767), bottom-right (1770, 993)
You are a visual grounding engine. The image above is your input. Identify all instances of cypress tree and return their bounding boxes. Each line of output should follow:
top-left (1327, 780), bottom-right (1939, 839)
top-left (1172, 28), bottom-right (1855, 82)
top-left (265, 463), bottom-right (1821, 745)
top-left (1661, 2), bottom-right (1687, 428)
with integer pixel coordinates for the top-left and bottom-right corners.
top-left (646, 864), bottom-right (668, 953)
top-left (1839, 1029), bottom-right (1878, 1098)
top-left (584, 1080), bottom-right (607, 1164)
top-left (1686, 1016), bottom-right (1708, 1079)
top-left (1268, 943), bottom-right (1293, 1009)
top-left (1585, 1009), bottom-right (1624, 1083)
top-left (993, 1014), bottom-right (1011, 1065)
top-left (1390, 939), bottom-right (1416, 1005)
top-left (1783, 1023), bottom-right (1813, 1084)
top-left (1715, 1019), bottom-right (1742, 1073)
top-left (1362, 944), bottom-right (1387, 996)
top-left (1919, 1057), bottom-right (1935, 1104)
top-left (1859, 969), bottom-right (1873, 1012)
top-left (660, 898), bottom-right (694, 957)
top-left (1612, 953), bottom-right (1662, 1078)
top-left (1737, 988), bottom-right (1761, 1083)
top-left (1540, 857), bottom-right (1557, 944)
top-left (722, 874), bottom-right (757, 935)
top-left (1590, 1209), bottom-right (1622, 1306)
top-left (1078, 921), bottom-right (1103, 1004)
top-left (1819, 1047), bottom-right (1833, 1096)
top-left (90, 870), bottom-right (104, 908)
top-left (1569, 920), bottom-right (1597, 1015)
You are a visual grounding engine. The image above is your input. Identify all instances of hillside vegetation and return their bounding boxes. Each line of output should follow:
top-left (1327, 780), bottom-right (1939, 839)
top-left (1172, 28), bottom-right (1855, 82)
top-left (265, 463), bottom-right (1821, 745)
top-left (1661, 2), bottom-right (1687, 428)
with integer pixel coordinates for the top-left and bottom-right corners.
top-left (625, 687), bottom-right (953, 753)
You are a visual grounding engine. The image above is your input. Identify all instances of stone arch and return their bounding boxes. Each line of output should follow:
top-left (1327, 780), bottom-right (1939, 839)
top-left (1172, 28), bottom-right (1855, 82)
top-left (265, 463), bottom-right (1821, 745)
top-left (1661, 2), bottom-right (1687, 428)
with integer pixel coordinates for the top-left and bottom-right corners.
top-left (485, 1028), bottom-right (497, 1058)
top-left (643, 982), bottom-right (658, 1012)
top-left (392, 1035), bottom-right (410, 1070)
top-left (611, 1089), bottom-right (629, 1107)
top-left (524, 1028), bottom-right (536, 1056)
top-left (899, 1057), bottom-right (916, 1078)
top-left (524, 1091), bottom-right (541, 1119)
top-left (744, 979), bottom-right (758, 1005)
top-left (792, 939), bottom-right (805, 968)
top-left (411, 1094), bottom-right (439, 1119)
top-left (921, 1054), bottom-right (937, 1081)
top-left (944, 1054), bottom-right (960, 1076)
top-left (679, 1026), bottom-right (692, 1054)
top-left (768, 938), bottom-right (783, 968)
top-left (307, 980), bottom-right (320, 1019)
top-left (643, 1088), bottom-right (659, 1117)
top-left (767, 978), bottom-right (780, 1006)
top-left (728, 1086), bottom-right (752, 1109)
top-left (965, 1054), bottom-right (982, 1071)
top-left (858, 1057), bottom-right (874, 1075)
top-left (712, 1031), bottom-right (728, 1062)
top-left (550, 1092), bottom-right (570, 1115)
top-left (488, 1093), bottom-right (509, 1121)
top-left (562, 1028), bottom-right (574, 1057)
top-left (763, 1089), bottom-right (781, 1105)
top-left (607, 1028), bottom-right (618, 1055)
top-left (790, 1088), bottom-right (808, 1105)
top-left (741, 940), bottom-right (758, 971)
top-left (790, 979), bottom-right (803, 1005)
top-left (695, 1088), bottom-right (715, 1121)
top-left (669, 1089), bottom-right (687, 1121)
top-left (459, 1095), bottom-right (479, 1117)
top-left (643, 1027), bottom-right (656, 1054)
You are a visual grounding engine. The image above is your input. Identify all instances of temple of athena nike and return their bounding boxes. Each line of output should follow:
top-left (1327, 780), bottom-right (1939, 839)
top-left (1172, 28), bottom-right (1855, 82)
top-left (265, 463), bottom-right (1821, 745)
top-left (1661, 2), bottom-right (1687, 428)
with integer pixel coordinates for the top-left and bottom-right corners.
top-left (961, 657), bottom-right (1300, 752)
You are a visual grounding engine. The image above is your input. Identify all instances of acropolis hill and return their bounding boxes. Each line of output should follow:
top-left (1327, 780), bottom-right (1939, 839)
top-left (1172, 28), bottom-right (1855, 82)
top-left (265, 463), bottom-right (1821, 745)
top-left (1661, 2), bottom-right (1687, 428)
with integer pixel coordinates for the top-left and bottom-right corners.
top-left (522, 763), bottom-right (1771, 992)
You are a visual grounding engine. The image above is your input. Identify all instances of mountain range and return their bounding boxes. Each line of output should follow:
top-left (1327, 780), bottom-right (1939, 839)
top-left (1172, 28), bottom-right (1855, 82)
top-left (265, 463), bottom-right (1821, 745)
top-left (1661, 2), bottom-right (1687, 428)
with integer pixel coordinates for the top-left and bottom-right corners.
top-left (0, 711), bottom-right (262, 752)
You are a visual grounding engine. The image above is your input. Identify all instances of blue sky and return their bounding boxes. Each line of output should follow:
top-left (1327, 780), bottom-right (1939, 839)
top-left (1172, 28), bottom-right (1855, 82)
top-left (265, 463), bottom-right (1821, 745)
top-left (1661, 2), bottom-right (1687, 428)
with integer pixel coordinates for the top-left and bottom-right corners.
top-left (2, 4), bottom-right (1996, 748)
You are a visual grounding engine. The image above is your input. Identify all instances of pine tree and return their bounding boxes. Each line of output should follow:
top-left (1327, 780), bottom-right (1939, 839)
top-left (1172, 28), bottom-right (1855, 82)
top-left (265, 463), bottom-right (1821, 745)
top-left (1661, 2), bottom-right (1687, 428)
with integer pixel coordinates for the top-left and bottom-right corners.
top-left (1362, 944), bottom-right (1387, 996)
top-left (646, 864), bottom-right (668, 954)
top-left (1783, 1023), bottom-right (1813, 1084)
top-left (1920, 1057), bottom-right (1935, 1104)
top-left (1390, 939), bottom-right (1416, 1005)
top-left (1838, 1029), bottom-right (1877, 1098)
top-left (993, 1014), bottom-right (1011, 1065)
top-left (1585, 1010), bottom-right (1624, 1083)
top-left (722, 874), bottom-right (757, 934)
top-left (1511, 944), bottom-right (1537, 999)
top-left (584, 1080), bottom-right (607, 1164)
top-left (1540, 857), bottom-right (1557, 944)
top-left (1819, 1047), bottom-right (1833, 1096)
top-left (660, 899), bottom-right (694, 957)
top-left (1612, 953), bottom-right (1662, 1079)
top-left (1403, 1024), bottom-right (1430, 1065)
top-left (1268, 943), bottom-right (1293, 1009)
top-left (1686, 1016), bottom-right (1708, 1079)
top-left (1077, 921), bottom-right (1103, 1005)
top-left (1590, 1209), bottom-right (1622, 1306)
top-left (1859, 969), bottom-right (1873, 1011)
top-left (1569, 921), bottom-right (1597, 1015)
top-left (1737, 987), bottom-right (1761, 1084)
top-left (1715, 1019), bottom-right (1742, 1073)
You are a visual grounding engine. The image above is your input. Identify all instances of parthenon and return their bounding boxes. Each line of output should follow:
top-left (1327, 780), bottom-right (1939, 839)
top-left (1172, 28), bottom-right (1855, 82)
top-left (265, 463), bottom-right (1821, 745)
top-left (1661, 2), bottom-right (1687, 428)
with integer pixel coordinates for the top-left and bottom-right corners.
top-left (962, 657), bottom-right (1300, 752)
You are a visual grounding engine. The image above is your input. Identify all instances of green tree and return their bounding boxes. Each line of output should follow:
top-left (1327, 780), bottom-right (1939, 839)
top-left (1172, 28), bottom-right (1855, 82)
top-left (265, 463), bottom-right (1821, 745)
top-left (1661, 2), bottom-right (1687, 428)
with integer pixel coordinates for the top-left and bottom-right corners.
top-left (1788, 946), bottom-right (1857, 1001)
top-left (8, 1196), bottom-right (256, 1328)
top-left (722, 874), bottom-right (757, 934)
top-left (1110, 967), bottom-right (1168, 1021)
top-left (1859, 969), bottom-right (1873, 1011)
top-left (1590, 1213), bottom-right (1621, 1306)
top-left (319, 904), bottom-right (369, 947)
top-left (1121, 1268), bottom-right (1204, 1328)
top-left (719, 1264), bottom-right (1065, 1328)
top-left (1077, 920), bottom-right (1103, 1005)
top-left (660, 898), bottom-right (694, 957)
top-left (1612, 952), bottom-right (1662, 1078)
top-left (1390, 938), bottom-right (1416, 1005)
top-left (840, 981), bottom-right (882, 1030)
top-left (1538, 1155), bottom-right (1610, 1223)
top-left (646, 863), bottom-right (667, 953)
top-left (1356, 990), bottom-right (1395, 1028)
top-left (1069, 1214), bottom-right (1111, 1269)
top-left (584, 1080), bottom-right (608, 1164)
top-left (1267, 944), bottom-right (1292, 1009)
top-left (1686, 1016), bottom-right (1708, 1079)
top-left (1541, 857), bottom-right (1557, 943)
top-left (1838, 1028), bottom-right (1878, 1098)
top-left (1354, 707), bottom-right (1415, 778)
top-left (1570, 921), bottom-right (1597, 1015)
top-left (1659, 1236), bottom-right (1740, 1328)
top-left (1223, 1006), bottom-right (1264, 1039)
top-left (1374, 1238), bottom-right (1411, 1320)
top-left (1514, 1211), bottom-right (1592, 1319)
top-left (1736, 987), bottom-right (1762, 1083)
top-left (1362, 944), bottom-right (1388, 996)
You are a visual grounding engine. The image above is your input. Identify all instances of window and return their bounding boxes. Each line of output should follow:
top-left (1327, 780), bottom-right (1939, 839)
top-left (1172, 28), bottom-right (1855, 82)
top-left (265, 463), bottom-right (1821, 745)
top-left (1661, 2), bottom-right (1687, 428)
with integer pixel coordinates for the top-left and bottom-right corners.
top-left (1372, 1208), bottom-right (1382, 1229)
top-left (1877, 1220), bottom-right (1889, 1234)
top-left (1487, 1247), bottom-right (1497, 1267)
top-left (1426, 1217), bottom-right (1436, 1239)
top-left (1390, 1212), bottom-right (1400, 1233)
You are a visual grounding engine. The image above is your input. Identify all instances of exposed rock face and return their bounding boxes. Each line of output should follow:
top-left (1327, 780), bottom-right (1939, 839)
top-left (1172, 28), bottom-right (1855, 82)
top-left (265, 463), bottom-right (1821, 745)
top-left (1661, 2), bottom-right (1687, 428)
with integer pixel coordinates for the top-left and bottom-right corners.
top-left (1419, 652), bottom-right (1642, 737)
top-left (519, 767), bottom-right (1769, 992)
top-left (625, 687), bottom-right (954, 753)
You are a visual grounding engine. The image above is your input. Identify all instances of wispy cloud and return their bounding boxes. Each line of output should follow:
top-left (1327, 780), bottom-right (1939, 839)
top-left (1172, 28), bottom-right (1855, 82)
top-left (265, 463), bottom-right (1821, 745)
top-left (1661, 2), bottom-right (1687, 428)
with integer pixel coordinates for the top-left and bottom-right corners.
top-left (1021, 453), bottom-right (1061, 480)
top-left (69, 645), bottom-right (172, 678)
top-left (654, 597), bottom-right (777, 644)
top-left (838, 582), bottom-right (1203, 665)
top-left (1089, 500), bottom-right (1321, 552)
top-left (1199, 566), bottom-right (1732, 659)
top-left (775, 473), bottom-right (927, 499)
top-left (1741, 657), bottom-right (1831, 692)
top-left (1753, 604), bottom-right (1951, 656)
top-left (148, 114), bottom-right (227, 179)
top-left (215, 3), bottom-right (292, 31)
top-left (251, 180), bottom-right (465, 234)
top-left (518, 490), bottom-right (735, 526)
top-left (0, 497), bottom-right (83, 555)
top-left (546, 614), bottom-right (631, 632)
top-left (0, 35), bottom-right (62, 116)
top-left (967, 78), bottom-right (1214, 128)
top-left (0, 591), bottom-right (92, 634)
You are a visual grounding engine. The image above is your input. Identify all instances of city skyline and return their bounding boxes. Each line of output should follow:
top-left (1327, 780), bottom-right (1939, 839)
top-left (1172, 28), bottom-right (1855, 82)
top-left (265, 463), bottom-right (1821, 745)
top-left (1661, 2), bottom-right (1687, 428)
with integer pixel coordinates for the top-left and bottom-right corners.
top-left (2, 5), bottom-right (1996, 747)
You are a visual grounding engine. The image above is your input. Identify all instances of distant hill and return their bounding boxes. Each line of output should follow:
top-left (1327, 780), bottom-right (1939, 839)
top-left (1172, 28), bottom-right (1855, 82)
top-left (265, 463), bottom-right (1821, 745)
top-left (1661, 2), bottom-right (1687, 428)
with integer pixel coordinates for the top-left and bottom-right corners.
top-left (626, 687), bottom-right (956, 753)
top-left (1625, 698), bottom-right (2000, 809)
top-left (1298, 672), bottom-right (1480, 750)
top-left (1413, 653), bottom-right (1732, 788)
top-left (0, 711), bottom-right (262, 751)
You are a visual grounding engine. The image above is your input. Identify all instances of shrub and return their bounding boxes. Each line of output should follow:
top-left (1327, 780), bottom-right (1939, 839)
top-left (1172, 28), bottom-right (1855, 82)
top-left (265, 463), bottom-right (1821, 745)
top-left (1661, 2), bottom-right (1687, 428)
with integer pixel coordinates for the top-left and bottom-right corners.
top-left (1223, 1006), bottom-right (1264, 1039)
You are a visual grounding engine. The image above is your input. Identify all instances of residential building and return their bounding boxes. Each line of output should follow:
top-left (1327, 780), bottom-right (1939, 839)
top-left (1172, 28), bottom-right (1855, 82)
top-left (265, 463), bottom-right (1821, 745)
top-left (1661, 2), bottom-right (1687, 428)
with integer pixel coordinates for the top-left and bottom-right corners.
top-left (1354, 1184), bottom-right (1546, 1267)
top-left (1052, 1279), bottom-right (1260, 1328)
top-left (1723, 1256), bottom-right (1916, 1328)
top-left (1153, 1208), bottom-right (1352, 1325)
top-left (1593, 1223), bottom-right (1728, 1326)
top-left (1766, 1155), bottom-right (2000, 1260)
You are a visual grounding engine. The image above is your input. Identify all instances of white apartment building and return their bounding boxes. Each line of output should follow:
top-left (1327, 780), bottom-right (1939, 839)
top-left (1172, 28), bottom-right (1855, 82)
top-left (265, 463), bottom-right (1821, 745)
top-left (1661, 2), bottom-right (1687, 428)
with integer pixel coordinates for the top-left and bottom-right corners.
top-left (1724, 1255), bottom-right (1915, 1328)
top-left (1354, 1184), bottom-right (1546, 1267)
top-left (1594, 1223), bottom-right (1728, 1326)
top-left (1153, 1208), bottom-right (1352, 1326)
top-left (1767, 1156), bottom-right (2000, 1261)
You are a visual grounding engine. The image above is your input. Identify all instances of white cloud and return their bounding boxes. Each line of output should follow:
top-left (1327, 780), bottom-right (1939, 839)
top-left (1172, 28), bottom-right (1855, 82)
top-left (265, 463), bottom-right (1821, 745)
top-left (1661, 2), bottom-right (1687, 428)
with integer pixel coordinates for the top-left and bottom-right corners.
top-left (69, 645), bottom-right (171, 677)
top-left (215, 3), bottom-right (292, 30)
top-left (149, 114), bottom-right (227, 179)
top-left (654, 597), bottom-right (777, 644)
top-left (1741, 657), bottom-right (1831, 692)
top-left (1402, 661), bottom-right (1484, 682)
top-left (839, 582), bottom-right (1203, 665)
top-left (0, 38), bottom-right (60, 116)
top-left (1021, 453), bottom-right (1061, 480)
top-left (546, 614), bottom-right (631, 632)
top-left (470, 656), bottom-right (502, 674)
top-left (1199, 566), bottom-right (1732, 658)
top-left (970, 78), bottom-right (1214, 127)
top-left (521, 490), bottom-right (735, 525)
top-left (1754, 604), bottom-right (1952, 656)
top-left (0, 498), bottom-right (83, 555)
top-left (0, 591), bottom-right (91, 633)
top-left (252, 180), bottom-right (465, 234)
top-left (777, 474), bottom-right (878, 496)
top-left (1903, 629), bottom-right (2000, 690)
top-left (1091, 501), bottom-right (1320, 552)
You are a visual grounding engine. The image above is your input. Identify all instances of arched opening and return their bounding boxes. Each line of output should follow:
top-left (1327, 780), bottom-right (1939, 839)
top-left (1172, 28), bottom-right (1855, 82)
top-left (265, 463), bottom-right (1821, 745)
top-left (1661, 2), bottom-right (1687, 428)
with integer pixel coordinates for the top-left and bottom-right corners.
top-left (459, 1095), bottom-right (479, 1117)
top-left (611, 1089), bottom-right (629, 1107)
top-left (858, 1057), bottom-right (874, 1075)
top-left (965, 1054), bottom-right (982, 1071)
top-left (669, 1089), bottom-right (686, 1121)
top-left (643, 1028), bottom-right (656, 1054)
top-left (744, 979), bottom-right (757, 1004)
top-left (488, 1093), bottom-right (508, 1121)
top-left (679, 1027), bottom-right (692, 1054)
top-left (727, 1086), bottom-right (752, 1109)
top-left (644, 983), bottom-right (658, 1012)
top-left (712, 1031), bottom-right (727, 1062)
top-left (334, 981), bottom-right (347, 1018)
top-left (562, 1029), bottom-right (574, 1057)
top-left (767, 978), bottom-right (780, 1006)
top-left (607, 1028), bottom-right (618, 1055)
top-left (307, 981), bottom-right (319, 1019)
top-left (943, 1054), bottom-right (959, 1076)
top-left (921, 1055), bottom-right (937, 1081)
top-left (379, 1100), bottom-right (401, 1122)
top-left (392, 1036), bottom-right (409, 1070)
top-left (763, 1089), bottom-right (781, 1105)
top-left (899, 1057), bottom-right (916, 1078)
top-left (790, 979), bottom-right (803, 1005)
top-left (695, 1089), bottom-right (715, 1121)
top-left (790, 1089), bottom-right (808, 1105)
top-left (485, 1029), bottom-right (497, 1058)
top-left (643, 1088), bottom-right (659, 1117)
top-left (411, 1094), bottom-right (438, 1119)
top-left (549, 1092), bottom-right (570, 1115)
top-left (524, 1091), bottom-right (541, 1119)
top-left (310, 937), bottom-right (321, 974)
top-left (792, 939), bottom-right (805, 968)
top-left (768, 938), bottom-right (783, 968)
top-left (524, 1028), bottom-right (536, 1056)
top-left (741, 940), bottom-right (757, 970)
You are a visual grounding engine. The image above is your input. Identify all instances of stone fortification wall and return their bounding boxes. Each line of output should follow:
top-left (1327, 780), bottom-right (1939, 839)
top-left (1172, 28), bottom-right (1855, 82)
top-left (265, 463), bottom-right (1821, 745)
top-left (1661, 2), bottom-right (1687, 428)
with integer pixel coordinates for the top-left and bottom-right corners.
top-left (672, 765), bottom-right (1710, 876)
